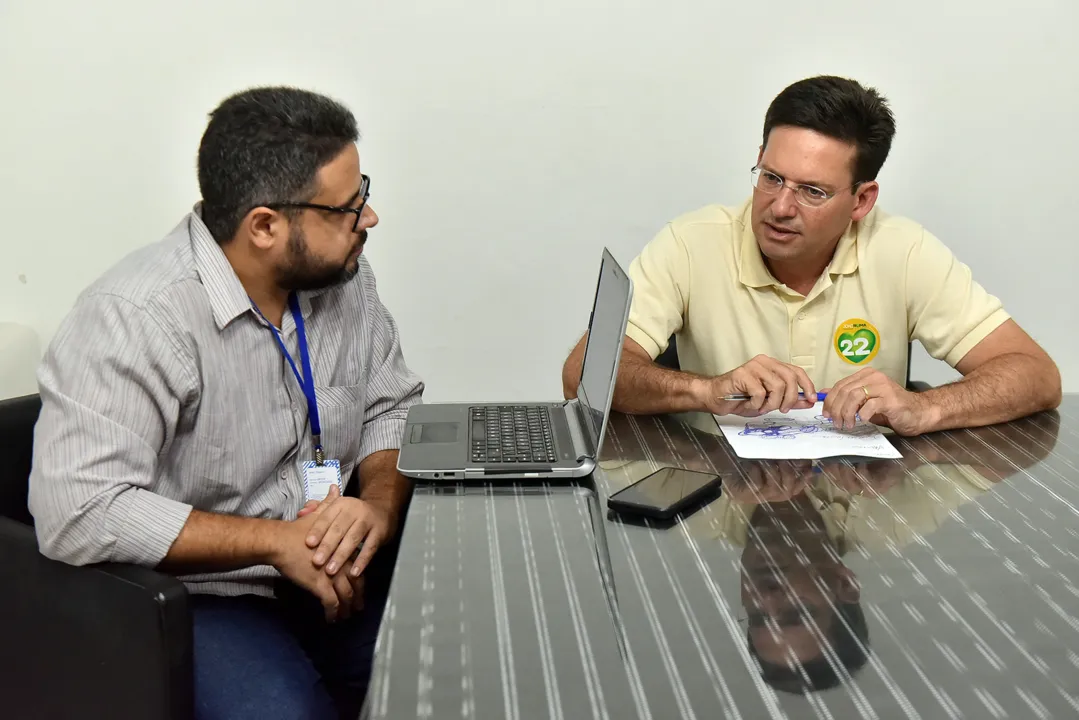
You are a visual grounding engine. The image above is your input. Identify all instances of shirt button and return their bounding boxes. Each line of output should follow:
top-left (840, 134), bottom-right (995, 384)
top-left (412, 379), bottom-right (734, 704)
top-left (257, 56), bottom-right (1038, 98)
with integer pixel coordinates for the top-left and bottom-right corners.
top-left (291, 402), bottom-right (298, 411)
top-left (797, 313), bottom-right (807, 320)
top-left (279, 470), bottom-right (287, 479)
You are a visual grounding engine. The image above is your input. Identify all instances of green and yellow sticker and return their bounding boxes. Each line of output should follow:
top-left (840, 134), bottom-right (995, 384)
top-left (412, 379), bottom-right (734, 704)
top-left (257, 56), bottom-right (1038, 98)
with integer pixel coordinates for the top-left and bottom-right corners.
top-left (833, 318), bottom-right (880, 365)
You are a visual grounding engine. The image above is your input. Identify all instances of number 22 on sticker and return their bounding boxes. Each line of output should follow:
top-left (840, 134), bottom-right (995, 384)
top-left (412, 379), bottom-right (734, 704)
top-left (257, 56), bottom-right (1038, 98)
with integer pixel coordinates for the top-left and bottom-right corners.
top-left (839, 337), bottom-right (871, 357)
top-left (833, 318), bottom-right (880, 365)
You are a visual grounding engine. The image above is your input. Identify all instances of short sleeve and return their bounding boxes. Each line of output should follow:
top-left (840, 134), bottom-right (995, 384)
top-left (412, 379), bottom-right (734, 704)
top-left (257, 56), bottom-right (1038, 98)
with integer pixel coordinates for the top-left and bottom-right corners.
top-left (906, 228), bottom-right (1010, 367)
top-left (625, 224), bottom-right (692, 359)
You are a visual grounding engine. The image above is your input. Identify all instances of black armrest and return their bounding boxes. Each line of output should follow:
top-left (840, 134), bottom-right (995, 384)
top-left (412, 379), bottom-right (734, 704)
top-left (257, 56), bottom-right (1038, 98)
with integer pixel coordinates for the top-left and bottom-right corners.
top-left (0, 517), bottom-right (193, 720)
top-left (902, 343), bottom-right (936, 392)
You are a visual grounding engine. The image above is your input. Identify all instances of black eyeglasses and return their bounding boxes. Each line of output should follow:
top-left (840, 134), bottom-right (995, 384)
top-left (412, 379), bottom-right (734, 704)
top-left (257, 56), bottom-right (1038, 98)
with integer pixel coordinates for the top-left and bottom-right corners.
top-left (265, 174), bottom-right (371, 233)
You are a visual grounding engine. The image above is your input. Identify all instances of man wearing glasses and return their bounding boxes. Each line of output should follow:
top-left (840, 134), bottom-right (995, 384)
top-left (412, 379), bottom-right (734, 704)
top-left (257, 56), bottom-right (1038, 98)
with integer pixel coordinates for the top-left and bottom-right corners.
top-left (563, 75), bottom-right (1059, 435)
top-left (29, 87), bottom-right (423, 718)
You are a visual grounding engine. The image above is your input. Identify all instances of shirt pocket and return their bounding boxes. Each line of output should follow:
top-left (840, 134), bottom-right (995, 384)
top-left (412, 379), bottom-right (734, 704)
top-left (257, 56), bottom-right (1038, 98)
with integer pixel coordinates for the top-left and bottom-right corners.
top-left (315, 383), bottom-right (366, 478)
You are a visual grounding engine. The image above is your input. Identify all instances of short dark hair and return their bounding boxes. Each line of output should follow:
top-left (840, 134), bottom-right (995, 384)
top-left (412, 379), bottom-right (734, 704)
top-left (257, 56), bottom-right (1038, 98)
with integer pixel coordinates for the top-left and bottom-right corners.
top-left (747, 601), bottom-right (870, 694)
top-left (763, 75), bottom-right (896, 185)
top-left (197, 86), bottom-right (359, 244)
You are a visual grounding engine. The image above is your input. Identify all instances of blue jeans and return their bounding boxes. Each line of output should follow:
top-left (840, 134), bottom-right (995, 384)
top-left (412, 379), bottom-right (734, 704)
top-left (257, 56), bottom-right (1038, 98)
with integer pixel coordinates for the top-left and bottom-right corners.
top-left (191, 566), bottom-right (392, 720)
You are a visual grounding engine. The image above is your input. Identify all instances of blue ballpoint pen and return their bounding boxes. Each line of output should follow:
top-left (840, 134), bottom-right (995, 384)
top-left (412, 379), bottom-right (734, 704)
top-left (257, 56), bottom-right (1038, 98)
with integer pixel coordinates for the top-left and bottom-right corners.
top-left (720, 391), bottom-right (829, 402)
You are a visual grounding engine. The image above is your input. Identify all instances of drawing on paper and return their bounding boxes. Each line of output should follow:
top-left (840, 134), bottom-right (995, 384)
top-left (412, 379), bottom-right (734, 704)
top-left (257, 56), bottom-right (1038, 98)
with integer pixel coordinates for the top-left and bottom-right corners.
top-left (715, 402), bottom-right (902, 460)
top-left (739, 419), bottom-right (821, 439)
top-left (739, 414), bottom-right (878, 440)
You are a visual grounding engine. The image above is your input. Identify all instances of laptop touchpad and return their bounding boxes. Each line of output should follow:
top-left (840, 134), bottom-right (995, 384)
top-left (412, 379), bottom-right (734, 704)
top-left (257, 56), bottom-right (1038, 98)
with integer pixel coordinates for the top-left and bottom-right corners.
top-left (410, 422), bottom-right (459, 443)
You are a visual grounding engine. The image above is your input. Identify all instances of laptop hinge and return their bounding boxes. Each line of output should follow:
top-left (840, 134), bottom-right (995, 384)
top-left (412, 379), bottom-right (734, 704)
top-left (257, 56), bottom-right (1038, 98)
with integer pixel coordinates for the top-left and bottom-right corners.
top-left (564, 398), bottom-right (594, 462)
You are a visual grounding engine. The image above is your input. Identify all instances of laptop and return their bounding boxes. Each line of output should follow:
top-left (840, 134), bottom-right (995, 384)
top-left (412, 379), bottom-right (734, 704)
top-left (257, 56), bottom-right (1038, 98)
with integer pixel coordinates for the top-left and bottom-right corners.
top-left (397, 248), bottom-right (632, 481)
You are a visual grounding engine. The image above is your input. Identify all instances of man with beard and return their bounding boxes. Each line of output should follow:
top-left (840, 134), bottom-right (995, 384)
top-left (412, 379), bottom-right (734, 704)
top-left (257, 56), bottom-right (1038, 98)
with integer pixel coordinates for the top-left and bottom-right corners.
top-left (562, 75), bottom-right (1060, 436)
top-left (28, 87), bottom-right (423, 719)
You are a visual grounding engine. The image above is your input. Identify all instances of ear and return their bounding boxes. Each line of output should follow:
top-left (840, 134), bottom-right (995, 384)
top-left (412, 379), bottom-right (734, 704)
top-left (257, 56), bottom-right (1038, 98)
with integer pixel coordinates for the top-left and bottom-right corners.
top-left (834, 566), bottom-right (861, 603)
top-left (850, 181), bottom-right (879, 223)
top-left (239, 207), bottom-right (287, 252)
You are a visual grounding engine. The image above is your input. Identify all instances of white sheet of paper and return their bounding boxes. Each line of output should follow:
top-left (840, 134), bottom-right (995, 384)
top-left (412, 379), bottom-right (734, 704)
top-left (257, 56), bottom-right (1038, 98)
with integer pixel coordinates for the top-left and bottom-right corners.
top-left (713, 402), bottom-right (902, 460)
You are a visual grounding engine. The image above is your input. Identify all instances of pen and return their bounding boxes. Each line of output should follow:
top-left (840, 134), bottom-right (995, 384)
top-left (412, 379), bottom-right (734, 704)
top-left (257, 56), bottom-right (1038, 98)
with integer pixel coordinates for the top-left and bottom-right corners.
top-left (720, 391), bottom-right (829, 402)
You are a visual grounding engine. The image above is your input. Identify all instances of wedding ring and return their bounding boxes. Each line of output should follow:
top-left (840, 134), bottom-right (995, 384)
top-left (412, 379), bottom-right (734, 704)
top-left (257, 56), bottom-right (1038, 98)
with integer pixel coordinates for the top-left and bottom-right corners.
top-left (862, 385), bottom-right (871, 400)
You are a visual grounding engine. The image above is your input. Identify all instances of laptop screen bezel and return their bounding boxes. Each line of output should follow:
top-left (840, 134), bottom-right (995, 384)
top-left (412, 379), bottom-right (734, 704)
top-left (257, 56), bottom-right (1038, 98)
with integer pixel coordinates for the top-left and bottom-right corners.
top-left (575, 248), bottom-right (633, 458)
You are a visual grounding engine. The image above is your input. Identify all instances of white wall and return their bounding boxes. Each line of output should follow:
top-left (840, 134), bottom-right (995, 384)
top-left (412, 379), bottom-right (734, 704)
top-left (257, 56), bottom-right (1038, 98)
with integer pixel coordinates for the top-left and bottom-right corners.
top-left (2, 1), bottom-right (1076, 402)
top-left (0, 323), bottom-right (40, 398)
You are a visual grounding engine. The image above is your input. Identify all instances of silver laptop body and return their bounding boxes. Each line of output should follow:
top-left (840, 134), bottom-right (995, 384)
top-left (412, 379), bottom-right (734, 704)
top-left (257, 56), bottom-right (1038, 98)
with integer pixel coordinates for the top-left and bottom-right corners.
top-left (397, 248), bottom-right (632, 481)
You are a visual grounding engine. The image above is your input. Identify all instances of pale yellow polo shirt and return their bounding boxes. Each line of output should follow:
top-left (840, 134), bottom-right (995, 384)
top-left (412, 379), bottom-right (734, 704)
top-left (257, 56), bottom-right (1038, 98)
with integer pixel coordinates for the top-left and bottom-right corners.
top-left (598, 458), bottom-right (997, 555)
top-left (685, 463), bottom-right (997, 555)
top-left (626, 199), bottom-right (1009, 388)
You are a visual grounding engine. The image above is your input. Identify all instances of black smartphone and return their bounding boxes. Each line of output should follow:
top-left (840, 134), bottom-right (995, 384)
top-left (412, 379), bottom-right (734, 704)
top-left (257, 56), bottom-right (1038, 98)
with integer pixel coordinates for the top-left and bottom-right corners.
top-left (607, 467), bottom-right (723, 520)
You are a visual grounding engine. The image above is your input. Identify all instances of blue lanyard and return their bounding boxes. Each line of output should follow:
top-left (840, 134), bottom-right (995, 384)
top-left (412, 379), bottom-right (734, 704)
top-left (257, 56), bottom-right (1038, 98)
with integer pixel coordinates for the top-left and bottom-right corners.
top-left (251, 294), bottom-right (324, 463)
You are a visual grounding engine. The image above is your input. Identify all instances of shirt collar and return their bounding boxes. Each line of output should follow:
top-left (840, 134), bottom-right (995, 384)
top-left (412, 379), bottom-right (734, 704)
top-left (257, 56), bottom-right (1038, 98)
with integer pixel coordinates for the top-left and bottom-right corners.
top-left (737, 200), bottom-right (861, 290)
top-left (190, 204), bottom-right (336, 332)
top-left (189, 204), bottom-right (254, 330)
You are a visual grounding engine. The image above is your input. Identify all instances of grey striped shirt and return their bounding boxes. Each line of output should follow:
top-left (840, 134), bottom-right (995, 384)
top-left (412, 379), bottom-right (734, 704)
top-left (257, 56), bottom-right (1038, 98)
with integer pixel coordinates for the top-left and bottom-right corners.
top-left (29, 209), bottom-right (424, 597)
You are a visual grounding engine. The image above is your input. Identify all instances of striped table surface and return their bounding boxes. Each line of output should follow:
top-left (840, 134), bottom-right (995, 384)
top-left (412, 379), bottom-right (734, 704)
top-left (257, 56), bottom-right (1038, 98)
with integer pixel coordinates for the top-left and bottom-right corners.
top-left (366, 396), bottom-right (1079, 720)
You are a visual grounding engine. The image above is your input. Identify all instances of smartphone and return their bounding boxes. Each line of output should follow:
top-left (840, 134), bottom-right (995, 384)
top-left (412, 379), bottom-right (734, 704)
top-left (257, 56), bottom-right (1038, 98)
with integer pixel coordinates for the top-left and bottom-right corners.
top-left (607, 467), bottom-right (723, 520)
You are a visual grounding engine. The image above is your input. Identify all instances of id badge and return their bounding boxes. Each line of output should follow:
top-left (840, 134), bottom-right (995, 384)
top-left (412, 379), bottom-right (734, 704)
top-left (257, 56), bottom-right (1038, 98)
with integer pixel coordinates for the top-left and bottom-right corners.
top-left (302, 459), bottom-right (342, 502)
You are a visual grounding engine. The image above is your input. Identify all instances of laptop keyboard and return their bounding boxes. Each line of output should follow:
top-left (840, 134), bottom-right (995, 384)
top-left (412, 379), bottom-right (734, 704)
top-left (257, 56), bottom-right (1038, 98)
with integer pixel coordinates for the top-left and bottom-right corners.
top-left (470, 406), bottom-right (556, 464)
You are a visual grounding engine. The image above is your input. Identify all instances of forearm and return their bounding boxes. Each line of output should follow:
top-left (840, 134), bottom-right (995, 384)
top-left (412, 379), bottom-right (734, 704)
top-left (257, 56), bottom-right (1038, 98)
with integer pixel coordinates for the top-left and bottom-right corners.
top-left (158, 509), bottom-right (282, 574)
top-left (608, 358), bottom-right (713, 414)
top-left (562, 337), bottom-right (710, 415)
top-left (357, 449), bottom-right (412, 530)
top-left (919, 352), bottom-right (1061, 433)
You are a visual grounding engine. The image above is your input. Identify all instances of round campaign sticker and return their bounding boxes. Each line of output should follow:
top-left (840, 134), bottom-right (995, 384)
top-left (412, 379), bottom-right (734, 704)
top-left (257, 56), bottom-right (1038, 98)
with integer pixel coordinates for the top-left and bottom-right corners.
top-left (833, 318), bottom-right (880, 365)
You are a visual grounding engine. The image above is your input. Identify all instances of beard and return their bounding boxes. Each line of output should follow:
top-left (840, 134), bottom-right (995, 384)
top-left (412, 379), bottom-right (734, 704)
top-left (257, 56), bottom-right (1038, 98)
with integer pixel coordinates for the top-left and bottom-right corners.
top-left (275, 225), bottom-right (366, 292)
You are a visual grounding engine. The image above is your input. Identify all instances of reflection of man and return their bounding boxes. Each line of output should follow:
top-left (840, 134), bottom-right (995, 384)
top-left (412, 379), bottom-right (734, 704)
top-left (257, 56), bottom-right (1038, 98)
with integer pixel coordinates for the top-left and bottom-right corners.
top-left (601, 409), bottom-right (1059, 693)
top-left (696, 452), bottom-right (1007, 694)
top-left (740, 497), bottom-right (867, 692)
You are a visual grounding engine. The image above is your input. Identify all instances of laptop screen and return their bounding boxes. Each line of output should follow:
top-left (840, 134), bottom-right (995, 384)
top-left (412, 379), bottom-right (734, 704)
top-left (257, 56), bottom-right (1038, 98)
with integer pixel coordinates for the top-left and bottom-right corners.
top-left (577, 248), bottom-right (632, 455)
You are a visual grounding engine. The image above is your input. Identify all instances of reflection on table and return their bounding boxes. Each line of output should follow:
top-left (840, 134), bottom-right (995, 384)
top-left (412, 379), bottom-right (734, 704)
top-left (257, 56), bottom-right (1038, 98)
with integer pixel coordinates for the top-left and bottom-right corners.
top-left (371, 399), bottom-right (1079, 719)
